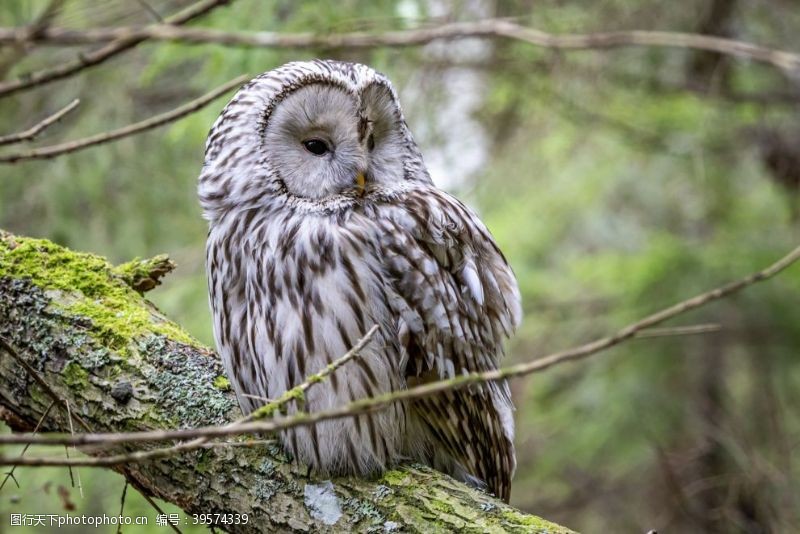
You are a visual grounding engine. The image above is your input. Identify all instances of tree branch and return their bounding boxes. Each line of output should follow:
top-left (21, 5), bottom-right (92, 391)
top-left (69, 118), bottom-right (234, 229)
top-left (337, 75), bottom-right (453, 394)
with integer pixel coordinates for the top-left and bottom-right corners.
top-left (0, 75), bottom-right (247, 163)
top-left (0, 19), bottom-right (798, 74)
top-left (0, 230), bottom-right (572, 533)
top-left (0, 0), bottom-right (233, 99)
top-left (2, 239), bottom-right (799, 454)
top-left (0, 98), bottom-right (79, 146)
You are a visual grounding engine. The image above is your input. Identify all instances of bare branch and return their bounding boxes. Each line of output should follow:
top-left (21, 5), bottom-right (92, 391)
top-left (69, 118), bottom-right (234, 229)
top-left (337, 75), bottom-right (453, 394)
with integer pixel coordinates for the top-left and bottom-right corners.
top-left (2, 243), bottom-right (798, 464)
top-left (116, 480), bottom-right (128, 534)
top-left (0, 20), bottom-right (798, 74)
top-left (0, 75), bottom-right (247, 163)
top-left (63, 400), bottom-right (83, 498)
top-left (0, 0), bottom-right (233, 99)
top-left (134, 0), bottom-right (164, 23)
top-left (0, 98), bottom-right (79, 146)
top-left (635, 323), bottom-right (721, 338)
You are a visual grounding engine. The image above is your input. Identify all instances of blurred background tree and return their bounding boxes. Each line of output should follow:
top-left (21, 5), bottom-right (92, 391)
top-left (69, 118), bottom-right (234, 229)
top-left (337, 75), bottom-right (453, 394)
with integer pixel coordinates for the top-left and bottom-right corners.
top-left (1, 0), bottom-right (799, 532)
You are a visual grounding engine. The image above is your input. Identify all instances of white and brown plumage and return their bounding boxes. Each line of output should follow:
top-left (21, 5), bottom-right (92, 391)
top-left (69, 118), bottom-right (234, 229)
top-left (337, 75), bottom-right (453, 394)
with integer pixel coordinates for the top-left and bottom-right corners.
top-left (199, 60), bottom-right (521, 501)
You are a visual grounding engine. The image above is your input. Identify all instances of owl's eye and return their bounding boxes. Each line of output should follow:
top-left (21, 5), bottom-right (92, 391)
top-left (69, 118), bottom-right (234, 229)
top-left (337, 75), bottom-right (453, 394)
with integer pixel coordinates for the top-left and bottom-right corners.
top-left (302, 139), bottom-right (330, 156)
top-left (367, 133), bottom-right (375, 151)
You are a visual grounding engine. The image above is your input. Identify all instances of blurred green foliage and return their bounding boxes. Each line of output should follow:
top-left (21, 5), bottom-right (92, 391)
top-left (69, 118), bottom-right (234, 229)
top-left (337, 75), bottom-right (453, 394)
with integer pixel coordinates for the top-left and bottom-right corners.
top-left (1, 0), bottom-right (799, 532)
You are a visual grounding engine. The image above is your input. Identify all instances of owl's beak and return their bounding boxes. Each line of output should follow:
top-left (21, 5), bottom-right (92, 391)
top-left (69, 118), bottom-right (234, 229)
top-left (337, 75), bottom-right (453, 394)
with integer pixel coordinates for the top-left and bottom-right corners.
top-left (355, 171), bottom-right (366, 197)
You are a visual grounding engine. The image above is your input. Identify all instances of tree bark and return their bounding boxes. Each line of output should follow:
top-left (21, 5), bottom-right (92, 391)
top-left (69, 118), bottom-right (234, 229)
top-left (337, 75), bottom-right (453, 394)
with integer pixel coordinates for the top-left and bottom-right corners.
top-left (0, 230), bottom-right (574, 533)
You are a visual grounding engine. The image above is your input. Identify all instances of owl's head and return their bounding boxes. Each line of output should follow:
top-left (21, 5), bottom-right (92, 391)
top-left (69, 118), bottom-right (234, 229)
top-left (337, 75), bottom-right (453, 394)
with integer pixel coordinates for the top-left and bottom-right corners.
top-left (199, 60), bottom-right (430, 221)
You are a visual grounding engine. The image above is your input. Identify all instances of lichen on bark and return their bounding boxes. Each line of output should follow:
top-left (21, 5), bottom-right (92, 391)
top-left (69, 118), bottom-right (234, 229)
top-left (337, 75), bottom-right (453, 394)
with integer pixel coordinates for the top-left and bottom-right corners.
top-left (0, 230), bottom-right (575, 533)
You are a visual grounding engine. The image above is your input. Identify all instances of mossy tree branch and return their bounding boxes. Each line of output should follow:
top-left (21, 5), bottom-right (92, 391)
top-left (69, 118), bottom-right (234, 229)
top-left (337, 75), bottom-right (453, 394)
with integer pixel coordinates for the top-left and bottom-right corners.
top-left (113, 255), bottom-right (177, 294)
top-left (0, 230), bottom-right (573, 534)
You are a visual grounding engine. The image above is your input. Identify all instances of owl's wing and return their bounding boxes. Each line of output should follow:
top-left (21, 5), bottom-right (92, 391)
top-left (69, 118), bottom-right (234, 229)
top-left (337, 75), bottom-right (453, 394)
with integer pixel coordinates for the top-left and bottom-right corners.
top-left (376, 186), bottom-right (522, 501)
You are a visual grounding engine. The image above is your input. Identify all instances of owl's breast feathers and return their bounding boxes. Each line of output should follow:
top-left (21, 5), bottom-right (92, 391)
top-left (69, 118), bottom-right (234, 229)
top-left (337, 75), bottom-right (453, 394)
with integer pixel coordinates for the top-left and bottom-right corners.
top-left (206, 183), bottom-right (521, 501)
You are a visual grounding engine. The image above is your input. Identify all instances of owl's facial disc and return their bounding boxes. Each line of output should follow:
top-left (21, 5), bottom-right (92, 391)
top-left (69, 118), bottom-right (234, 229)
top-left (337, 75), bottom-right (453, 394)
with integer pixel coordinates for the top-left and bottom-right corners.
top-left (263, 82), bottom-right (406, 200)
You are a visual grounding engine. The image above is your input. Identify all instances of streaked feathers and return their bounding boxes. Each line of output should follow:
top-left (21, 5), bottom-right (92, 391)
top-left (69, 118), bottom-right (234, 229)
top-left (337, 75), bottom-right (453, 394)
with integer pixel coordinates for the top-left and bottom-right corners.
top-left (200, 59), bottom-right (521, 501)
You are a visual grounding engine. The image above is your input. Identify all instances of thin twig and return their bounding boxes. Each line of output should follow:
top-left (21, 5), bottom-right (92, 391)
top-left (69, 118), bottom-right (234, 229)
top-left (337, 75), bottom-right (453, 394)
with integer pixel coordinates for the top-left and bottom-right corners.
top-left (635, 323), bottom-right (721, 338)
top-left (241, 393), bottom-right (273, 402)
top-left (0, 99), bottom-right (79, 147)
top-left (139, 491), bottom-right (182, 534)
top-left (64, 401), bottom-right (83, 498)
top-left (117, 481), bottom-right (128, 534)
top-left (0, 75), bottom-right (247, 163)
top-left (0, 0), bottom-right (233, 98)
top-left (2, 244), bottom-right (798, 465)
top-left (135, 0), bottom-right (164, 23)
top-left (0, 20), bottom-right (797, 73)
top-left (0, 400), bottom-right (55, 490)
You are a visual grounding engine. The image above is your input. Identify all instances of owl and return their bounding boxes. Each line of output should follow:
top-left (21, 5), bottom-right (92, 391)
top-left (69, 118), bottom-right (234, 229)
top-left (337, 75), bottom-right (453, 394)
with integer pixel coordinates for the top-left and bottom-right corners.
top-left (198, 60), bottom-right (522, 502)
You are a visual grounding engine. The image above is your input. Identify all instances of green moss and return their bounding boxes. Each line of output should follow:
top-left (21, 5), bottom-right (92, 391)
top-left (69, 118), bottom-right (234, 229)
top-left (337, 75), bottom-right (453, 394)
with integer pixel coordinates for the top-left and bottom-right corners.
top-left (287, 388), bottom-right (305, 402)
top-left (251, 403), bottom-right (279, 419)
top-left (0, 235), bottom-right (196, 354)
top-left (499, 509), bottom-right (577, 533)
top-left (380, 470), bottom-right (410, 486)
top-left (114, 254), bottom-right (167, 280)
top-left (429, 498), bottom-right (456, 516)
top-left (194, 450), bottom-right (214, 473)
top-left (250, 386), bottom-right (306, 419)
top-left (213, 375), bottom-right (231, 391)
top-left (62, 362), bottom-right (89, 391)
top-left (28, 385), bottom-right (51, 407)
top-left (114, 254), bottom-right (175, 293)
top-left (308, 361), bottom-right (338, 384)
